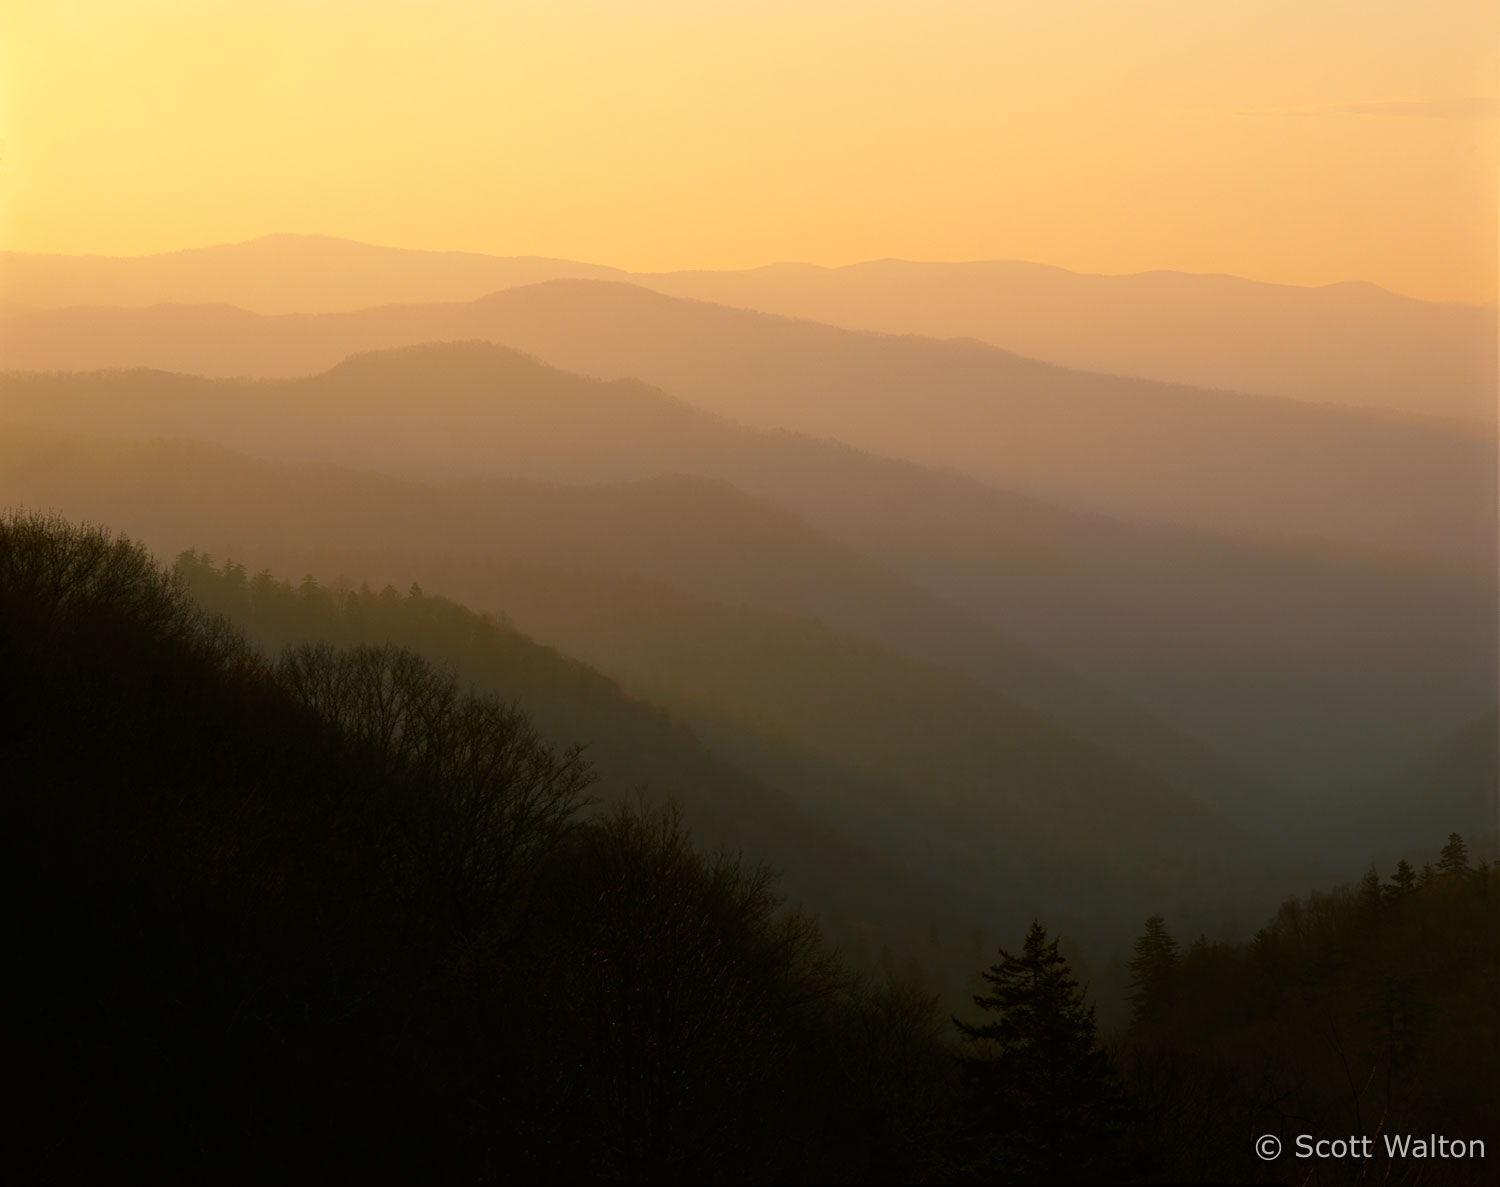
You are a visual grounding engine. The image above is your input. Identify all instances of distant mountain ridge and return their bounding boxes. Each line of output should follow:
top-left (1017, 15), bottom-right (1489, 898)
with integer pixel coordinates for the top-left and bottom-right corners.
top-left (2, 341), bottom-right (1492, 786)
top-left (2, 290), bottom-right (1492, 569)
top-left (0, 416), bottom-right (1259, 810)
top-left (0, 423), bottom-right (1275, 949)
top-left (1329, 708), bottom-right (1500, 863)
top-left (639, 258), bottom-right (1498, 421)
top-left (0, 233), bottom-right (626, 313)
top-left (2, 233), bottom-right (1492, 418)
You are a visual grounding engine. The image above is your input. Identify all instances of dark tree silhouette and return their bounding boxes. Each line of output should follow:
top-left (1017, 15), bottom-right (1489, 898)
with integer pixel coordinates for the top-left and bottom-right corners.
top-left (1439, 832), bottom-right (1472, 879)
top-left (1125, 915), bottom-right (1179, 1027)
top-left (953, 921), bottom-right (1128, 1182)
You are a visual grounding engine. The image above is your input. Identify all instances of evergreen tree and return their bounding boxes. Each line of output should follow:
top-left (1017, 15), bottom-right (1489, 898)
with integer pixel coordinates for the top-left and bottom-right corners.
top-left (953, 921), bottom-right (1127, 1182)
top-left (1438, 833), bottom-right (1471, 879)
top-left (1125, 915), bottom-right (1179, 1027)
top-left (1387, 858), bottom-right (1417, 899)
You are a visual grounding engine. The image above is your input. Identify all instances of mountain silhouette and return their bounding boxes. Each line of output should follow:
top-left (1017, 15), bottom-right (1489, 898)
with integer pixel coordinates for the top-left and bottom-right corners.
top-left (0, 417), bottom-right (1257, 807)
top-left (1315, 709), bottom-right (1500, 863)
top-left (2, 342), bottom-right (1492, 785)
top-left (638, 259), bottom-right (1498, 421)
top-left (0, 233), bottom-right (625, 314)
top-left (0, 424), bottom-right (1278, 947)
top-left (4, 234), bottom-right (1491, 418)
top-left (2, 285), bottom-right (1491, 565)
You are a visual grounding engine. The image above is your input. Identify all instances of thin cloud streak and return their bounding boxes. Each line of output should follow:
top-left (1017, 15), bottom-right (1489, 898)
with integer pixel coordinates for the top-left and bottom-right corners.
top-left (1241, 97), bottom-right (1499, 121)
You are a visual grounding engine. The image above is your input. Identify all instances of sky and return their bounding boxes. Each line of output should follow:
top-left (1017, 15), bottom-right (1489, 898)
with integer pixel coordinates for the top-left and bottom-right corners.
top-left (2, 0), bottom-right (1496, 303)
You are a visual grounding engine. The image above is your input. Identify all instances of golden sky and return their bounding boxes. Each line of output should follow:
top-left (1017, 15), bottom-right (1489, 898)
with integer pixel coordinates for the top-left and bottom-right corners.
top-left (3, 0), bottom-right (1496, 303)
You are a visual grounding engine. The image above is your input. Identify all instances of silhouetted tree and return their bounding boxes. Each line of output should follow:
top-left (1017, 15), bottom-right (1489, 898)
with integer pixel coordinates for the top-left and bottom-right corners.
top-left (1125, 915), bottom-right (1179, 1027)
top-left (1439, 832), bottom-right (1471, 879)
top-left (953, 921), bottom-right (1127, 1182)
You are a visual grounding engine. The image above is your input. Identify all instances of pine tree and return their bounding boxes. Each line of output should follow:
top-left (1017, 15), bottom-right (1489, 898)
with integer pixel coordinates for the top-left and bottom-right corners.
top-left (1387, 859), bottom-right (1417, 899)
top-left (1125, 915), bottom-right (1180, 1027)
top-left (1438, 833), bottom-right (1471, 879)
top-left (953, 921), bottom-right (1127, 1181)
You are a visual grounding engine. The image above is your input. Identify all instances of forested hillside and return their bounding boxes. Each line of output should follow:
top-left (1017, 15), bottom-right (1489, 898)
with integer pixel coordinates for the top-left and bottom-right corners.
top-left (1118, 843), bottom-right (1497, 1183)
top-left (171, 544), bottom-right (974, 984)
top-left (7, 513), bottom-right (1491, 1184)
top-left (169, 547), bottom-right (1255, 977)
top-left (4, 513), bottom-right (955, 1183)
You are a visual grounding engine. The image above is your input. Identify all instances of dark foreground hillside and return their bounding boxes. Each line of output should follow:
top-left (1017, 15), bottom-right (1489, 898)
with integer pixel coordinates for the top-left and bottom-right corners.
top-left (5, 512), bottom-right (1493, 1185)
top-left (3, 514), bottom-right (953, 1184)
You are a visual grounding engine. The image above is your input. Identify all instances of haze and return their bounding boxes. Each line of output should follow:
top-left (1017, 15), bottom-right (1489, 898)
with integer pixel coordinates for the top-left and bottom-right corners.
top-left (3, 0), bottom-right (1497, 303)
top-left (3, 2), bottom-right (1497, 1183)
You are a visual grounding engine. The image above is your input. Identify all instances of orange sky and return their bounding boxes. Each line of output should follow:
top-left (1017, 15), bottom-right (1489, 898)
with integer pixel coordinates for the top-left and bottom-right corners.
top-left (2, 0), bottom-right (1496, 303)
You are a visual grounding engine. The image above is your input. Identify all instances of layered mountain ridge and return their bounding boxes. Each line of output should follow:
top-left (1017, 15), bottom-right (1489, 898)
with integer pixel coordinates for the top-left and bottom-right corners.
top-left (4, 233), bottom-right (1492, 419)
top-left (3, 341), bottom-right (1492, 786)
